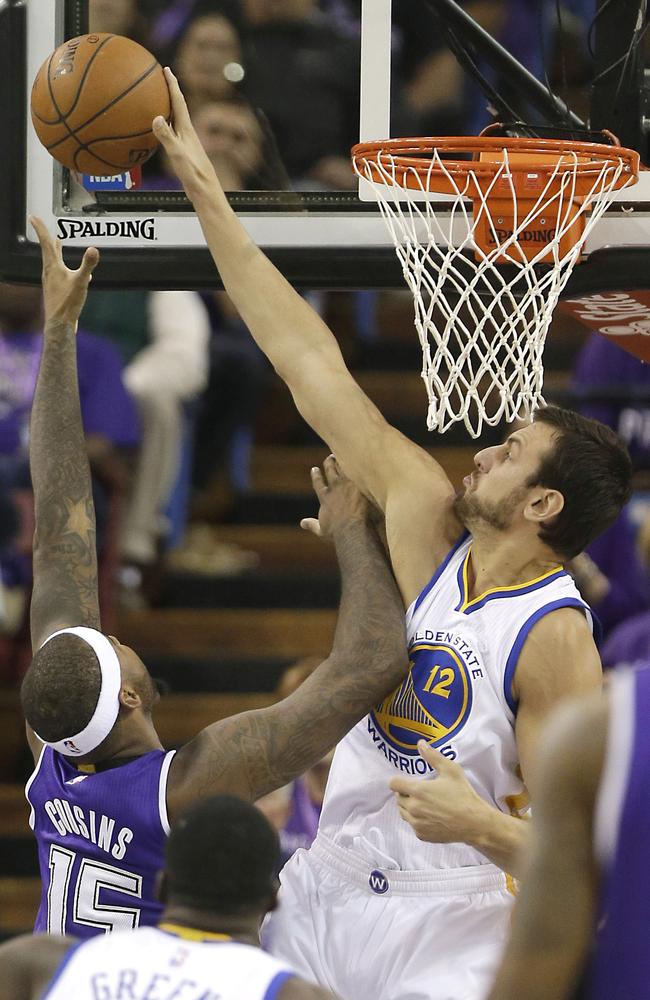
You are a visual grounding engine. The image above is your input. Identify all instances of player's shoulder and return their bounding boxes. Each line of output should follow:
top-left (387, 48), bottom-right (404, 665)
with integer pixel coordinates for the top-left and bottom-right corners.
top-left (530, 602), bottom-right (595, 642)
top-left (514, 605), bottom-right (601, 703)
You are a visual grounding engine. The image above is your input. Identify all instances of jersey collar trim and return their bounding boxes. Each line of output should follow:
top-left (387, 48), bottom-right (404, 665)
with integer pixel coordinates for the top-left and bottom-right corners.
top-left (158, 922), bottom-right (233, 943)
top-left (455, 545), bottom-right (566, 614)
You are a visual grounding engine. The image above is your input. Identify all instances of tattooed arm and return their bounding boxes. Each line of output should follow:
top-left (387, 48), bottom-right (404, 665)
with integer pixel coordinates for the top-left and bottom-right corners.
top-left (26, 218), bottom-right (100, 757)
top-left (167, 458), bottom-right (409, 820)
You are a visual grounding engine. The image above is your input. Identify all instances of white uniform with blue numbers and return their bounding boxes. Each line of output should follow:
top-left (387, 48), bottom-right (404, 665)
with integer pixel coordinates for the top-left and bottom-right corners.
top-left (44, 925), bottom-right (296, 1000)
top-left (264, 533), bottom-right (595, 1000)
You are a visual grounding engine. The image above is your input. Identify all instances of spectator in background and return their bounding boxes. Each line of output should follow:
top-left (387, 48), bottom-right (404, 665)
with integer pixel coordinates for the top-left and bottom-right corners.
top-left (148, 0), bottom-right (244, 57)
top-left (80, 290), bottom-right (210, 586)
top-left (570, 330), bottom-right (650, 657)
top-left (568, 509), bottom-right (649, 638)
top-left (88, 0), bottom-right (151, 46)
top-left (573, 333), bottom-right (650, 471)
top-left (191, 99), bottom-right (268, 189)
top-left (167, 102), bottom-right (268, 571)
top-left (0, 283), bottom-right (139, 611)
top-left (172, 10), bottom-right (245, 115)
top-left (240, 0), bottom-right (360, 188)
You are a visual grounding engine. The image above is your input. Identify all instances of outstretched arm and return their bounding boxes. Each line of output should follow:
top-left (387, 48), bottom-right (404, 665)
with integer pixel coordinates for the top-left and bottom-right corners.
top-left (26, 219), bottom-right (99, 755)
top-left (153, 73), bottom-right (461, 605)
top-left (167, 459), bottom-right (408, 820)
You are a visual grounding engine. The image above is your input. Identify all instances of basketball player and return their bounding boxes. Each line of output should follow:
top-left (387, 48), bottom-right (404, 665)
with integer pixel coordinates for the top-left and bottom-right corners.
top-left (152, 72), bottom-right (633, 1000)
top-left (488, 669), bottom-right (645, 1000)
top-left (20, 218), bottom-right (408, 940)
top-left (0, 794), bottom-right (336, 999)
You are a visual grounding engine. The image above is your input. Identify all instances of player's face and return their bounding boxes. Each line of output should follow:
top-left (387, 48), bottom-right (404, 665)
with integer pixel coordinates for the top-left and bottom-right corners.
top-left (455, 420), bottom-right (557, 532)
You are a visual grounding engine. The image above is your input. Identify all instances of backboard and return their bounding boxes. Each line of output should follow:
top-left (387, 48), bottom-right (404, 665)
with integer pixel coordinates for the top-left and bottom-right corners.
top-left (2, 0), bottom-right (650, 296)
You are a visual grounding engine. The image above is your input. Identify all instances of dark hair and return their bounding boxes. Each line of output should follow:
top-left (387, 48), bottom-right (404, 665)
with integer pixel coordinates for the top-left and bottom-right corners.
top-left (166, 795), bottom-right (280, 914)
top-left (530, 406), bottom-right (633, 559)
top-left (20, 635), bottom-right (102, 741)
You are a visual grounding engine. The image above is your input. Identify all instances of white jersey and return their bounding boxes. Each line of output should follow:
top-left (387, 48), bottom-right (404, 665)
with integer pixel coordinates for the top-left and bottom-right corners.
top-left (318, 532), bottom-right (595, 872)
top-left (44, 924), bottom-right (296, 1000)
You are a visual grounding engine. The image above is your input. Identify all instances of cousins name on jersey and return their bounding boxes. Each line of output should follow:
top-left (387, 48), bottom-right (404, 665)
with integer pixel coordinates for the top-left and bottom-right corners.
top-left (44, 797), bottom-right (133, 861)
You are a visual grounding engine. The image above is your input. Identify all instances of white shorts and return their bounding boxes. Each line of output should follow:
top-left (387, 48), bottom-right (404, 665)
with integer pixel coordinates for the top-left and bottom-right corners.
top-left (262, 834), bottom-right (514, 1000)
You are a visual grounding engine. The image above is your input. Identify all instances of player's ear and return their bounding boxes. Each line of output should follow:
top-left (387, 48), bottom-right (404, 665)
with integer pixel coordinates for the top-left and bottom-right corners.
top-left (119, 684), bottom-right (143, 710)
top-left (524, 488), bottom-right (564, 526)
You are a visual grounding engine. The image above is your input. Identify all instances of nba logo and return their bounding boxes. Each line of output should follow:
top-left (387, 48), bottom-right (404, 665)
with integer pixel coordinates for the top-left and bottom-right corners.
top-left (368, 870), bottom-right (389, 895)
top-left (63, 739), bottom-right (81, 753)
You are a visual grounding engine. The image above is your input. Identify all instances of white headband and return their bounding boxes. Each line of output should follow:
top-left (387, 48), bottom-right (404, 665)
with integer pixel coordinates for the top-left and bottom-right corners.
top-left (35, 626), bottom-right (122, 756)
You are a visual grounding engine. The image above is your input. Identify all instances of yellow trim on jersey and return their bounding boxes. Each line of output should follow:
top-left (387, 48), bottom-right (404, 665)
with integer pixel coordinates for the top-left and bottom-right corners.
top-left (457, 546), bottom-right (563, 613)
top-left (158, 922), bottom-right (233, 943)
top-left (77, 763), bottom-right (96, 773)
top-left (505, 873), bottom-right (518, 896)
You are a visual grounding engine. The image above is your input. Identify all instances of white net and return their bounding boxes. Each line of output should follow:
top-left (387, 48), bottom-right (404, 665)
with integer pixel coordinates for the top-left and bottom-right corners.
top-left (354, 146), bottom-right (635, 437)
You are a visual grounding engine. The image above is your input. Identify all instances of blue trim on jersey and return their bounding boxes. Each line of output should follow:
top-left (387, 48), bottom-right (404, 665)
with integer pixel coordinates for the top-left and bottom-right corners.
top-left (264, 970), bottom-right (294, 1000)
top-left (503, 598), bottom-right (596, 714)
top-left (41, 940), bottom-right (84, 998)
top-left (412, 532), bottom-right (469, 615)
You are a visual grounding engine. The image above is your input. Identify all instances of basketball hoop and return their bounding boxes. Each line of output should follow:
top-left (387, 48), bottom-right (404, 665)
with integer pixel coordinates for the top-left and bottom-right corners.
top-left (352, 135), bottom-right (640, 437)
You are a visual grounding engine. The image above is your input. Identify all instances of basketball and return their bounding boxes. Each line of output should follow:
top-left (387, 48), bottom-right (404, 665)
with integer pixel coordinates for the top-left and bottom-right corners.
top-left (30, 33), bottom-right (170, 177)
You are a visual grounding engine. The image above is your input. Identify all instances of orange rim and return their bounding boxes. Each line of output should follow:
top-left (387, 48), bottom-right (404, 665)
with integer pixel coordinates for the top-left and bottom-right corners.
top-left (352, 136), bottom-right (640, 197)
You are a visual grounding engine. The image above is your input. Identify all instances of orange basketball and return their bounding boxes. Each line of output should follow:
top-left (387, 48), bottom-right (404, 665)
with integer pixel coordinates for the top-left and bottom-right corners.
top-left (30, 33), bottom-right (171, 176)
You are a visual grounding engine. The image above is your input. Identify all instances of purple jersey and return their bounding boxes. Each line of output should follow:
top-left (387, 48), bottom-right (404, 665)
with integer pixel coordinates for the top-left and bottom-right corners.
top-left (26, 746), bottom-right (175, 939)
top-left (586, 666), bottom-right (650, 998)
top-left (280, 778), bottom-right (321, 861)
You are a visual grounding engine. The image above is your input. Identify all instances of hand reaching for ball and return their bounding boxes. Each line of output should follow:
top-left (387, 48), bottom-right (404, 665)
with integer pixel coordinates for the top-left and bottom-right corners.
top-left (153, 68), bottom-right (221, 198)
top-left (30, 217), bottom-right (99, 330)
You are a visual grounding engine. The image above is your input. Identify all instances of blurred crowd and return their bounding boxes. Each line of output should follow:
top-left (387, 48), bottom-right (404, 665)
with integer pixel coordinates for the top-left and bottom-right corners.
top-left (4, 0), bottom-right (650, 856)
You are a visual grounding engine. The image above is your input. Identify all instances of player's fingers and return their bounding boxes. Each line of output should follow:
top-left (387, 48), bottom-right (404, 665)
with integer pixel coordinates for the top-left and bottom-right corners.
top-left (417, 740), bottom-right (457, 774)
top-left (390, 777), bottom-right (417, 797)
top-left (396, 802), bottom-right (414, 825)
top-left (163, 67), bottom-right (193, 132)
top-left (152, 113), bottom-right (175, 146)
top-left (322, 454), bottom-right (340, 487)
top-left (310, 465), bottom-right (327, 501)
top-left (79, 246), bottom-right (100, 280)
top-left (300, 517), bottom-right (322, 537)
top-left (29, 216), bottom-right (56, 266)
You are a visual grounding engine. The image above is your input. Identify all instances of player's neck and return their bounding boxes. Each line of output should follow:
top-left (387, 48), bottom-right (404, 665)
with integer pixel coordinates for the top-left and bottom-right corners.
top-left (83, 718), bottom-right (163, 766)
top-left (159, 905), bottom-right (262, 947)
top-left (468, 533), bottom-right (562, 597)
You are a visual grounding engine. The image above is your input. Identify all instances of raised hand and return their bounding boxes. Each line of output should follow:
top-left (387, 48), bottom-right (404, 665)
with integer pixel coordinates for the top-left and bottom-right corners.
top-left (152, 68), bottom-right (217, 197)
top-left (300, 456), bottom-right (368, 540)
top-left (29, 216), bottom-right (99, 329)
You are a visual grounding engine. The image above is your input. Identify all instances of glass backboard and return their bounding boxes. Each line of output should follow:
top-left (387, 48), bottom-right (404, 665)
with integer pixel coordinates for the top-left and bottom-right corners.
top-left (2, 0), bottom-right (650, 296)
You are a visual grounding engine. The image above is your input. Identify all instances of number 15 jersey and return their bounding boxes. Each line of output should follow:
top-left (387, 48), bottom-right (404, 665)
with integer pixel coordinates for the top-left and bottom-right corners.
top-left (318, 533), bottom-right (596, 871)
top-left (26, 746), bottom-right (176, 938)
